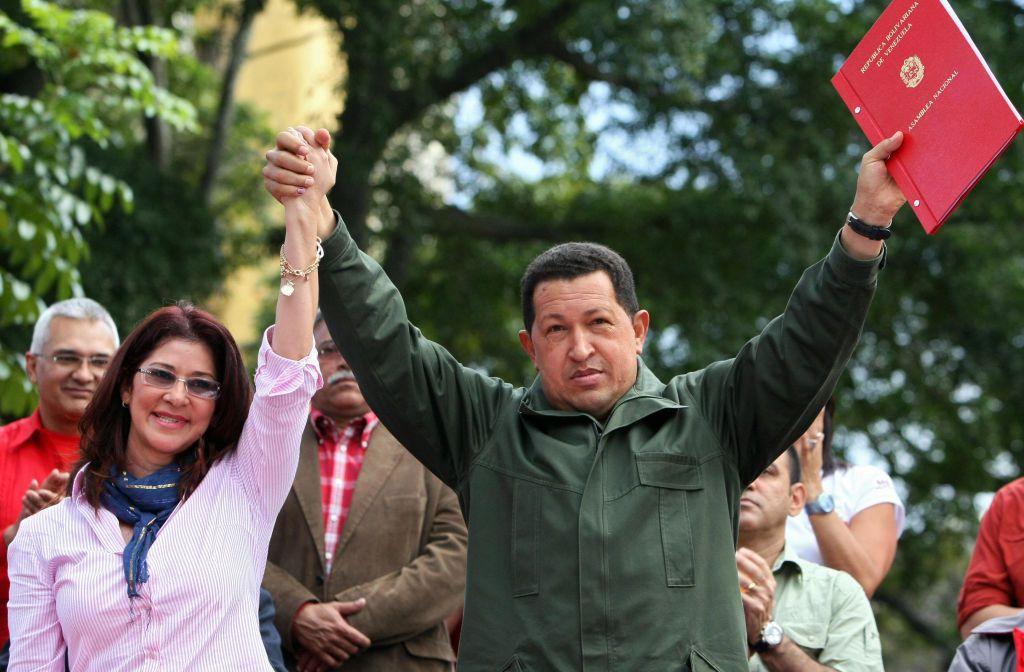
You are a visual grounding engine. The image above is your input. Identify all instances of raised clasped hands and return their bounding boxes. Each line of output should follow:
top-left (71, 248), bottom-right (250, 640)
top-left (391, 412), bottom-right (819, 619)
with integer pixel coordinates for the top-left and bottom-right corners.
top-left (264, 126), bottom-right (338, 237)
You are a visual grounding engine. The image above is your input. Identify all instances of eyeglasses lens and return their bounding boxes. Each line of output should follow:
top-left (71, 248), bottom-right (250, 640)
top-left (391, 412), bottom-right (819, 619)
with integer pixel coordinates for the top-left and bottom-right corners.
top-left (52, 354), bottom-right (110, 371)
top-left (140, 369), bottom-right (220, 400)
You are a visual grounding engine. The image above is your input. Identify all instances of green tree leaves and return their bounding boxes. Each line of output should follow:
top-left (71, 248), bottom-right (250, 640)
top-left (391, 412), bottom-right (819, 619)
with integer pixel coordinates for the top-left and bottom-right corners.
top-left (0, 0), bottom-right (195, 417)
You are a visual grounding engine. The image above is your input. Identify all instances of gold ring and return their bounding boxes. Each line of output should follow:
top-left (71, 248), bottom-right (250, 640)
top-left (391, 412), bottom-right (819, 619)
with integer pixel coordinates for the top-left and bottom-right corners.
top-left (742, 581), bottom-right (757, 593)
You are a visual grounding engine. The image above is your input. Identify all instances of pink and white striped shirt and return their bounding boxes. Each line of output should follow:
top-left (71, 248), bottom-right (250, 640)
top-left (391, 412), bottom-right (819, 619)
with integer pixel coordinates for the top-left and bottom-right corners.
top-left (7, 329), bottom-right (322, 671)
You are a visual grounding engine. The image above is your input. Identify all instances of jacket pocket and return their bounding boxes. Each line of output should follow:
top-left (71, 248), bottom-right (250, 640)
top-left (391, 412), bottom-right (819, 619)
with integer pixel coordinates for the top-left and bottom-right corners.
top-left (784, 621), bottom-right (826, 654)
top-left (688, 646), bottom-right (724, 672)
top-left (636, 453), bottom-right (702, 587)
top-left (512, 480), bottom-right (540, 597)
top-left (500, 654), bottom-right (526, 671)
top-left (402, 625), bottom-right (457, 663)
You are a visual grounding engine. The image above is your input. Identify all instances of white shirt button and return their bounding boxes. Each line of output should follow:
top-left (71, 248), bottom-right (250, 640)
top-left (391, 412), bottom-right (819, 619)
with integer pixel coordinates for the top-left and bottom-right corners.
top-left (333, 478), bottom-right (343, 486)
top-left (330, 514), bottom-right (339, 522)
top-left (325, 551), bottom-right (333, 560)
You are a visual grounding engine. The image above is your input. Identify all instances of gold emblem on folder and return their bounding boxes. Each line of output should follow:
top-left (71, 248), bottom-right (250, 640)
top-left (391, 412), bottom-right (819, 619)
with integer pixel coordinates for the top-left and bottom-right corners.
top-left (900, 56), bottom-right (925, 88)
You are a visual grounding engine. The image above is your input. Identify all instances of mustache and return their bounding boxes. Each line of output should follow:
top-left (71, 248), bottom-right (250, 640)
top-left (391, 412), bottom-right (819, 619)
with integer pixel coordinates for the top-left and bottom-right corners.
top-left (327, 369), bottom-right (356, 386)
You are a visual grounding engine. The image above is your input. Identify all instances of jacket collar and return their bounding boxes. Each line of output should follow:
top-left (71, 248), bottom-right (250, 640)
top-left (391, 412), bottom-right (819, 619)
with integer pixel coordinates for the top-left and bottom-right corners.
top-left (519, 357), bottom-right (685, 432)
top-left (294, 424), bottom-right (328, 566)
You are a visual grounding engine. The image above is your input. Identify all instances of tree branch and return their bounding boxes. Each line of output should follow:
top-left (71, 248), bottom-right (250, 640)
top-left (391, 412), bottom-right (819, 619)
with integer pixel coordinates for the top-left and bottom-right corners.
top-left (200, 0), bottom-right (265, 207)
top-left (389, 0), bottom-right (582, 129)
top-left (872, 589), bottom-right (956, 656)
top-left (425, 204), bottom-right (603, 242)
top-left (123, 0), bottom-right (171, 170)
top-left (535, 36), bottom-right (672, 101)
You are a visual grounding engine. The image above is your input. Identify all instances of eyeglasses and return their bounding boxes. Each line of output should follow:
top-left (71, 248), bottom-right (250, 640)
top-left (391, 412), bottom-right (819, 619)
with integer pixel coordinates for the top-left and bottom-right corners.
top-left (137, 367), bottom-right (221, 400)
top-left (37, 352), bottom-right (112, 372)
top-left (316, 341), bottom-right (341, 360)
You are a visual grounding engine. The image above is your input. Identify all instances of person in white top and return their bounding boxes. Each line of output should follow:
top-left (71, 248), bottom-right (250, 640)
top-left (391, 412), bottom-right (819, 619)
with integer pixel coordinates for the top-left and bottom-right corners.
top-left (785, 398), bottom-right (905, 597)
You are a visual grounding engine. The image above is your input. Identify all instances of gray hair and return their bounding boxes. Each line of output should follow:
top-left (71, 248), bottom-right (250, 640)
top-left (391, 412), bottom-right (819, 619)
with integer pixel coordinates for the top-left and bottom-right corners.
top-left (30, 298), bottom-right (120, 353)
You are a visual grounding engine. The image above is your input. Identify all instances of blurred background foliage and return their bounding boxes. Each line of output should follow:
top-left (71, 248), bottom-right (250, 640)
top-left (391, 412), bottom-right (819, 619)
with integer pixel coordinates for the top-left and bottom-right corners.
top-left (3, 0), bottom-right (1024, 667)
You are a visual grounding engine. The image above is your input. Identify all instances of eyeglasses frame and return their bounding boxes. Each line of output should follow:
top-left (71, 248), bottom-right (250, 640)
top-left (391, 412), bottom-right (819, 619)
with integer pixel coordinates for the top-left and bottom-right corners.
top-left (136, 367), bottom-right (222, 400)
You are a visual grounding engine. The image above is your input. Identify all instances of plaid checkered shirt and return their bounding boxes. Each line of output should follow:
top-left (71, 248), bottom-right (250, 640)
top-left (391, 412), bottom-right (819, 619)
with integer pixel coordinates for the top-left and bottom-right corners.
top-left (311, 408), bottom-right (379, 573)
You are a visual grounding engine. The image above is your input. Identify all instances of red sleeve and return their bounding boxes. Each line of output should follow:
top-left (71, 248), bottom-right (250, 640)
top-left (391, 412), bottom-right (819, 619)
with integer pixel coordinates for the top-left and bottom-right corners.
top-left (958, 485), bottom-right (1017, 629)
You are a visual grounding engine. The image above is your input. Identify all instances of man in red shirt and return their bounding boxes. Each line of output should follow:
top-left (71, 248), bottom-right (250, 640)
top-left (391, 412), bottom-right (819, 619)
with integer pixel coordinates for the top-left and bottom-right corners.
top-left (958, 479), bottom-right (1024, 638)
top-left (0, 298), bottom-right (119, 646)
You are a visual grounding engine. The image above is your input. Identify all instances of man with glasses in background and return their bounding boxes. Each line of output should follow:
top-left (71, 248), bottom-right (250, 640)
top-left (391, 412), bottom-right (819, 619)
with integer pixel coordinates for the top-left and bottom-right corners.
top-left (0, 298), bottom-right (119, 650)
top-left (263, 312), bottom-right (467, 672)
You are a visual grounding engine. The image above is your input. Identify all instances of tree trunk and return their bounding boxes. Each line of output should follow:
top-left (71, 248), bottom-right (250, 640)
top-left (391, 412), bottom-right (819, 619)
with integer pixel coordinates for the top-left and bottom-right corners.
top-left (200, 0), bottom-right (265, 207)
top-left (123, 0), bottom-right (171, 170)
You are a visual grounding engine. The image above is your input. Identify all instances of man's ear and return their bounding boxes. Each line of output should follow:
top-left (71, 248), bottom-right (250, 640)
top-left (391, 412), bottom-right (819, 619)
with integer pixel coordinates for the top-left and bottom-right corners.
top-left (632, 310), bottom-right (651, 355)
top-left (518, 330), bottom-right (538, 369)
top-left (788, 482), bottom-right (807, 517)
top-left (25, 352), bottom-right (39, 385)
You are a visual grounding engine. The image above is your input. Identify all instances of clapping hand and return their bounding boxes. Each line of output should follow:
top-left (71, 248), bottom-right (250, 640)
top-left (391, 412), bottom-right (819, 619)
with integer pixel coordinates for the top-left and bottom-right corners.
top-left (3, 469), bottom-right (69, 545)
top-left (736, 548), bottom-right (776, 650)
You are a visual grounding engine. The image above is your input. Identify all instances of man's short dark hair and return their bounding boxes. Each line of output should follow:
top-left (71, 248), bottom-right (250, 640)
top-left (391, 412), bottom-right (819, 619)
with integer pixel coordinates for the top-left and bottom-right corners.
top-left (520, 242), bottom-right (639, 331)
top-left (785, 446), bottom-right (802, 485)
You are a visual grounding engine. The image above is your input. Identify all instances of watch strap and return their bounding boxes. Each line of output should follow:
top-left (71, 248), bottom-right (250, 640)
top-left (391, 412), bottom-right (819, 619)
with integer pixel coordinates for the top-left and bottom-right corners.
top-left (805, 493), bottom-right (834, 515)
top-left (846, 211), bottom-right (892, 241)
top-left (753, 622), bottom-right (784, 653)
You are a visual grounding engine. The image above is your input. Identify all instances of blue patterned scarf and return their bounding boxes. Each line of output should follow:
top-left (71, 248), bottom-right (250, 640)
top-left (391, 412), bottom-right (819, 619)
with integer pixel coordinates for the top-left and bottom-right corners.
top-left (100, 464), bottom-right (183, 598)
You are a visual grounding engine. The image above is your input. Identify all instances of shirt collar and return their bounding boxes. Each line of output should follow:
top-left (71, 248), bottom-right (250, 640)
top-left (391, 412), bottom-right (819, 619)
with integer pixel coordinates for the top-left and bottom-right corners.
top-left (6, 409), bottom-right (45, 450)
top-left (772, 543), bottom-right (807, 578)
top-left (70, 462), bottom-right (89, 504)
top-left (310, 408), bottom-right (378, 443)
top-left (8, 409), bottom-right (79, 452)
top-left (519, 357), bottom-right (684, 430)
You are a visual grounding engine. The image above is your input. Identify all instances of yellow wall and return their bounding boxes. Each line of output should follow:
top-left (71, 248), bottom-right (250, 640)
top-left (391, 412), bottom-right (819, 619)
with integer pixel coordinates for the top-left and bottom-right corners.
top-left (207, 0), bottom-right (345, 348)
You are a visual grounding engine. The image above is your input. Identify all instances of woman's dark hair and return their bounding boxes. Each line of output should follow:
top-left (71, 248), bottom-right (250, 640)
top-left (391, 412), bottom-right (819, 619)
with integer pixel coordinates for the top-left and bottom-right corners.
top-left (70, 302), bottom-right (252, 508)
top-left (520, 242), bottom-right (639, 332)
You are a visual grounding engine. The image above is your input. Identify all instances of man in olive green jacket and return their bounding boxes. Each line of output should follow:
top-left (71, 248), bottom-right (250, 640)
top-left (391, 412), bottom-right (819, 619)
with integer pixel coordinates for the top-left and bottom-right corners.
top-left (262, 127), bottom-right (907, 671)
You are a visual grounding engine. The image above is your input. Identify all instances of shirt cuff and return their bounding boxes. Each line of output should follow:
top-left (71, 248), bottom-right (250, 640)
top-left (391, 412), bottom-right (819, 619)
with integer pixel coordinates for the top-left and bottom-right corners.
top-left (828, 228), bottom-right (886, 286)
top-left (255, 326), bottom-right (322, 402)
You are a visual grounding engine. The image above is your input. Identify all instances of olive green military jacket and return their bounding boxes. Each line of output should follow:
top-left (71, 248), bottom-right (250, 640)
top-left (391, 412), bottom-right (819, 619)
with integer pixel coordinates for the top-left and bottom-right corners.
top-left (319, 219), bottom-right (883, 672)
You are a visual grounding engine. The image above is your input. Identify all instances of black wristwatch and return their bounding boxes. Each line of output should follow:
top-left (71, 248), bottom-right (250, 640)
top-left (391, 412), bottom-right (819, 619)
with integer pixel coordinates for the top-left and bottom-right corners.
top-left (753, 621), bottom-right (785, 653)
top-left (846, 211), bottom-right (892, 241)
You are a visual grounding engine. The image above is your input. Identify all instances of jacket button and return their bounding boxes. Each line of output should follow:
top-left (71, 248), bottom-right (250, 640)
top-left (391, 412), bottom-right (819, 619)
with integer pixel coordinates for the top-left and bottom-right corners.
top-left (315, 574), bottom-right (324, 586)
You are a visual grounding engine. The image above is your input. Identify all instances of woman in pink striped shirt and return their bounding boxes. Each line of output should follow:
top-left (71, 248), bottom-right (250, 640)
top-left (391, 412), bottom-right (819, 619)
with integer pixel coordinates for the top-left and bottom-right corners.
top-left (7, 128), bottom-right (337, 671)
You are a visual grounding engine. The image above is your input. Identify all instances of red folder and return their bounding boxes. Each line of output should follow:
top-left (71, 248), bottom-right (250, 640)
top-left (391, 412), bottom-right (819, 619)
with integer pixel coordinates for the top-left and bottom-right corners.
top-left (832, 0), bottom-right (1023, 233)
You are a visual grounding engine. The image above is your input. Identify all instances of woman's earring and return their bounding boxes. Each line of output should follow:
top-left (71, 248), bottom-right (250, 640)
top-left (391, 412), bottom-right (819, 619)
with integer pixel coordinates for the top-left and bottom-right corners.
top-left (122, 399), bottom-right (129, 408)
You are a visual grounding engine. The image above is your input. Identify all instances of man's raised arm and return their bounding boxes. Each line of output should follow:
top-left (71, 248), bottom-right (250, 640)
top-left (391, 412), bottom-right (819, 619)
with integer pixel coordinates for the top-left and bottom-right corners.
top-left (689, 132), bottom-right (906, 484)
top-left (263, 128), bottom-right (515, 490)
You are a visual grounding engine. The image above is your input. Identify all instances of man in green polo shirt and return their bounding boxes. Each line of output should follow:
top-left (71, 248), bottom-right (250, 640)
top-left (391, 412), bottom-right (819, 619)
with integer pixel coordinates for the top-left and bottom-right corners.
top-left (262, 127), bottom-right (905, 671)
top-left (737, 449), bottom-right (883, 671)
